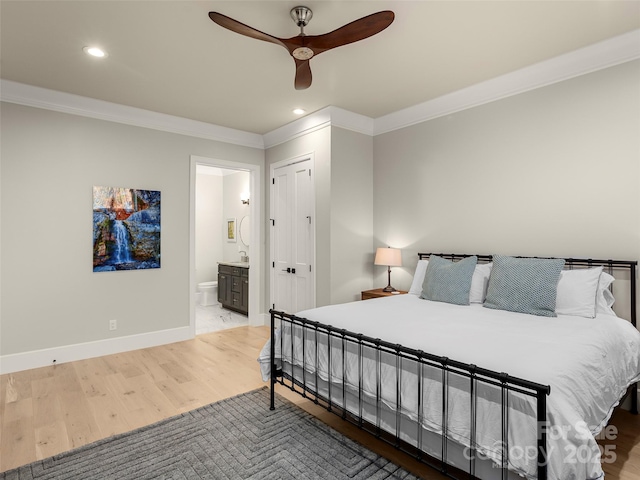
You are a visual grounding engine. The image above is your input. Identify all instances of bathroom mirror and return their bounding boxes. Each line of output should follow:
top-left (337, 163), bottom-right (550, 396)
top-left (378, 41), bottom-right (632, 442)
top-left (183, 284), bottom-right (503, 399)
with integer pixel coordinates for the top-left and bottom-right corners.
top-left (239, 215), bottom-right (250, 247)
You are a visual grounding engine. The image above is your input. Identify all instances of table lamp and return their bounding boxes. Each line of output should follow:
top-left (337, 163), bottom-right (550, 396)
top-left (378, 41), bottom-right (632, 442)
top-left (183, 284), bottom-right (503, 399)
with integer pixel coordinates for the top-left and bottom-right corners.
top-left (374, 247), bottom-right (402, 292)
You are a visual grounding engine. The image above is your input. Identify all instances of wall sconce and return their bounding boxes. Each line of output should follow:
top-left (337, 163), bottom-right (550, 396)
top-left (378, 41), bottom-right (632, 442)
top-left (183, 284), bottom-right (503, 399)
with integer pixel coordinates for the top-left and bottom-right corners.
top-left (374, 247), bottom-right (402, 292)
top-left (241, 192), bottom-right (250, 205)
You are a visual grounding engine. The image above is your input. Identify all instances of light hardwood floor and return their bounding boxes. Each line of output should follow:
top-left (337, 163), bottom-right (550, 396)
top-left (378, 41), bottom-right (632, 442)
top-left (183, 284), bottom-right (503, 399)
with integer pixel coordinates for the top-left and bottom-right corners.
top-left (1, 326), bottom-right (639, 479)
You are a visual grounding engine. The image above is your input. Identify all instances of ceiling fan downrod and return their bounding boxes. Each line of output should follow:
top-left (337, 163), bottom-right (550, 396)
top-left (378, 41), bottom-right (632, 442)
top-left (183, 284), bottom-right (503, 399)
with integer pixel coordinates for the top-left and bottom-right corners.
top-left (290, 6), bottom-right (314, 60)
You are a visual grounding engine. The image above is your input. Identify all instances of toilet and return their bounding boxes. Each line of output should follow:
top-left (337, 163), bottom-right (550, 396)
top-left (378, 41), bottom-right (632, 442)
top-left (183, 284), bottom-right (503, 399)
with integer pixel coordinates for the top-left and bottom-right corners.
top-left (197, 281), bottom-right (218, 306)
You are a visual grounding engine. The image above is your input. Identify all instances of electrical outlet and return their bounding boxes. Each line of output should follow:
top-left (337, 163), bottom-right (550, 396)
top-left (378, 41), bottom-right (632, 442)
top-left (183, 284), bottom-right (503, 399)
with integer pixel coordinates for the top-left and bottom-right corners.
top-left (109, 319), bottom-right (117, 331)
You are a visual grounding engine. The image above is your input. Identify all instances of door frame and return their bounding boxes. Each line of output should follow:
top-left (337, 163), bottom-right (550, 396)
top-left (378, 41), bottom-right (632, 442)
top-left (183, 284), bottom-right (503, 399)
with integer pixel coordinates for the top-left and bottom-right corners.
top-left (269, 153), bottom-right (316, 312)
top-left (189, 155), bottom-right (263, 335)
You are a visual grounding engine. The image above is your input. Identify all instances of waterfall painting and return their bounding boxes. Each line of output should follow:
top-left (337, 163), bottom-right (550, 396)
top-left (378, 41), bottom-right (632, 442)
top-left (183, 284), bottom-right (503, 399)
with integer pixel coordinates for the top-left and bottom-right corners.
top-left (92, 186), bottom-right (161, 272)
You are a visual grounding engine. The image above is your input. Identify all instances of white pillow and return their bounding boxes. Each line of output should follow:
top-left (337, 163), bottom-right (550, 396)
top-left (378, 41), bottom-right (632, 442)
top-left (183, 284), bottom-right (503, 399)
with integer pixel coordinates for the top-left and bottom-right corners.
top-left (597, 272), bottom-right (616, 316)
top-left (469, 263), bottom-right (492, 303)
top-left (555, 267), bottom-right (602, 318)
top-left (409, 259), bottom-right (429, 295)
top-left (409, 259), bottom-right (493, 301)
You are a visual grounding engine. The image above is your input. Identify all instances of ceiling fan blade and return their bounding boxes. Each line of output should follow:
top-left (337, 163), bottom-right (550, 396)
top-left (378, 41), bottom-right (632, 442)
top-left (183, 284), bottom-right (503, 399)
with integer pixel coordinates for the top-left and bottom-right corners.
top-left (209, 12), bottom-right (287, 49)
top-left (294, 59), bottom-right (312, 90)
top-left (305, 10), bottom-right (394, 54)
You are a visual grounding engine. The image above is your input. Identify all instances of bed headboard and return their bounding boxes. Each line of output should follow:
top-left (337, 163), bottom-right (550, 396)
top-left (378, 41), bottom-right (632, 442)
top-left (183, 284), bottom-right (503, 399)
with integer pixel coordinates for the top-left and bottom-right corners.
top-left (418, 253), bottom-right (638, 327)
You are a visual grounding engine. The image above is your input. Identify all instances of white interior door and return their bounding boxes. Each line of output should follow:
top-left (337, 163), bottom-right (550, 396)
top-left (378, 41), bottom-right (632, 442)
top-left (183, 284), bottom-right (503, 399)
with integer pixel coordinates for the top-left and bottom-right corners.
top-left (271, 157), bottom-right (315, 313)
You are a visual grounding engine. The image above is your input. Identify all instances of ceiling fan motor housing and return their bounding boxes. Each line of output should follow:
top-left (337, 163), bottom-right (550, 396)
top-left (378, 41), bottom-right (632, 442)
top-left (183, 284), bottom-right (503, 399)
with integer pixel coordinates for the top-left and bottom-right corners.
top-left (290, 6), bottom-right (313, 27)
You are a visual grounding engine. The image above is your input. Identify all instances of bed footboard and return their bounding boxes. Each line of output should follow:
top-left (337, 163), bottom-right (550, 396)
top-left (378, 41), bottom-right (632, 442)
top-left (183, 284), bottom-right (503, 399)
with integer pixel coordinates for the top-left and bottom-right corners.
top-left (269, 309), bottom-right (551, 480)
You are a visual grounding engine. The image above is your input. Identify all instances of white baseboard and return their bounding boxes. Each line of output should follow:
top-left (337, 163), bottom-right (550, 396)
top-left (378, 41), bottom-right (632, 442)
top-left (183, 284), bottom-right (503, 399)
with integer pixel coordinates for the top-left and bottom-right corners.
top-left (0, 327), bottom-right (192, 375)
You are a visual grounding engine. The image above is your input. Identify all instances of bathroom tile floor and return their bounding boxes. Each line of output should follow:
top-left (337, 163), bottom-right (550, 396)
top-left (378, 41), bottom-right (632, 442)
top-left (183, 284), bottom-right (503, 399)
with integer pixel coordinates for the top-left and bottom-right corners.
top-left (195, 302), bottom-right (248, 335)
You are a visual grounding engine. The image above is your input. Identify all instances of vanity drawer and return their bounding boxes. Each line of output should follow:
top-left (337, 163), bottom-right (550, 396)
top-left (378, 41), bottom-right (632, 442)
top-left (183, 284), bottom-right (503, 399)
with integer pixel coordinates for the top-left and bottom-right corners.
top-left (217, 264), bottom-right (249, 316)
top-left (219, 265), bottom-right (234, 276)
top-left (232, 276), bottom-right (242, 293)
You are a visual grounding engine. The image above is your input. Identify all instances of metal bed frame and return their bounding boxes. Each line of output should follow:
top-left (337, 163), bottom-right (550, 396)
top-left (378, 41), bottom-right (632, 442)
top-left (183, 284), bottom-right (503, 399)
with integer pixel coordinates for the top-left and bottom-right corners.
top-left (269, 254), bottom-right (638, 480)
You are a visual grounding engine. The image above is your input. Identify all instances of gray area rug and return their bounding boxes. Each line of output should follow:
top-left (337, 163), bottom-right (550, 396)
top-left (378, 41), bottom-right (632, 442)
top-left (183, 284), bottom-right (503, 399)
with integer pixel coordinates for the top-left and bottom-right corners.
top-left (1, 387), bottom-right (419, 479)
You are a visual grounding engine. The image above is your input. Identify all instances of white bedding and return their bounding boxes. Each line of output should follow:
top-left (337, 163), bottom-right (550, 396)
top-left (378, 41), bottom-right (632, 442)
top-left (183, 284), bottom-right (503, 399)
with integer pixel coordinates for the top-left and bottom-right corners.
top-left (259, 294), bottom-right (640, 480)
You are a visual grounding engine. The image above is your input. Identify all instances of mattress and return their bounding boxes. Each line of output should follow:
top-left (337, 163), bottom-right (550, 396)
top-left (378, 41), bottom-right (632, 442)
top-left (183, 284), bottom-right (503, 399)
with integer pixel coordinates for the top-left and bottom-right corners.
top-left (259, 294), bottom-right (640, 479)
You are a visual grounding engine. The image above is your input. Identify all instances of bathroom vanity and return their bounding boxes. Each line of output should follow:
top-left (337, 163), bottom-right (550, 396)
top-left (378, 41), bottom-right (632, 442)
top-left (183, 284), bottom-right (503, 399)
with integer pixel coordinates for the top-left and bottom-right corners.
top-left (217, 262), bottom-right (249, 315)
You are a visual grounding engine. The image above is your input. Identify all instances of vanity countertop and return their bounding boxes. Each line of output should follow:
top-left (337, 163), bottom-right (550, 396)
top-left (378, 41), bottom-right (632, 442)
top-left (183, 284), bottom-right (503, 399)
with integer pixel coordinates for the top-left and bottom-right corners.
top-left (218, 261), bottom-right (249, 268)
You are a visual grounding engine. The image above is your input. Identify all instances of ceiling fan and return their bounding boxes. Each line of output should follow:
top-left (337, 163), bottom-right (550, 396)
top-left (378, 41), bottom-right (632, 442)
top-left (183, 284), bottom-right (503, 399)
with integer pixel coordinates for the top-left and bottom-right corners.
top-left (209, 6), bottom-right (394, 90)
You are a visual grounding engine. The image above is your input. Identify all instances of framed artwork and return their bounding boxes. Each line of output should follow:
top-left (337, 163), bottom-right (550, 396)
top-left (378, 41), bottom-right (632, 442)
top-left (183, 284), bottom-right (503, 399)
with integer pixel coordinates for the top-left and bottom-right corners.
top-left (93, 186), bottom-right (161, 271)
top-left (227, 218), bottom-right (237, 242)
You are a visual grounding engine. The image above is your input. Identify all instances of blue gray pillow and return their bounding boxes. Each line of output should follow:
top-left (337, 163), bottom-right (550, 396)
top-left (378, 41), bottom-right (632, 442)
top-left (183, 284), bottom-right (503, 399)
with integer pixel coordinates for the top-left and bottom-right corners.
top-left (483, 255), bottom-right (565, 317)
top-left (421, 255), bottom-right (478, 305)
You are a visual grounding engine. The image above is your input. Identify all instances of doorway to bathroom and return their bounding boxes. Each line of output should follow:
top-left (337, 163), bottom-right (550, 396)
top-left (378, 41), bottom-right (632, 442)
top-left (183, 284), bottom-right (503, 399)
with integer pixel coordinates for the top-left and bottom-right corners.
top-left (194, 164), bottom-right (251, 334)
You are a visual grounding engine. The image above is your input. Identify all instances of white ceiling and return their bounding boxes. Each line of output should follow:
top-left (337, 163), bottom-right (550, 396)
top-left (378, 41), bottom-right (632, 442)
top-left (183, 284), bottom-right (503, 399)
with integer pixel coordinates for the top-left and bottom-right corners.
top-left (1, 1), bottom-right (639, 135)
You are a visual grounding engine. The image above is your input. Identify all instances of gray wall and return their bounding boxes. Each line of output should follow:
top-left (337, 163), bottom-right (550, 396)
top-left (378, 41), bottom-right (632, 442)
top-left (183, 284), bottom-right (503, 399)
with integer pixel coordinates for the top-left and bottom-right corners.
top-left (373, 60), bottom-right (640, 294)
top-left (330, 127), bottom-right (374, 302)
top-left (1, 102), bottom-right (263, 356)
top-left (3, 58), bottom-right (638, 362)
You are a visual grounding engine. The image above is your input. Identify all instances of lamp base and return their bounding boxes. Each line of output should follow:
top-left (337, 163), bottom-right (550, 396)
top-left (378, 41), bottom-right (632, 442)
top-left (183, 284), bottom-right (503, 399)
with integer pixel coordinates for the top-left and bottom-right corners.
top-left (382, 265), bottom-right (397, 293)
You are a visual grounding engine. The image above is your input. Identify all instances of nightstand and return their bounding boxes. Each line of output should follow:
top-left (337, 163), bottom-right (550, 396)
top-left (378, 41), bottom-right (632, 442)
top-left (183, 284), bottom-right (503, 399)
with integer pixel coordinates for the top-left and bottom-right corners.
top-left (361, 288), bottom-right (408, 300)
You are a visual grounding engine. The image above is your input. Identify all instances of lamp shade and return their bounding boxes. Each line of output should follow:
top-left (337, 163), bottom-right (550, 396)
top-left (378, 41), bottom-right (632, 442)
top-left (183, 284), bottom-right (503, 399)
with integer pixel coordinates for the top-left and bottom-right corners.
top-left (374, 247), bottom-right (402, 267)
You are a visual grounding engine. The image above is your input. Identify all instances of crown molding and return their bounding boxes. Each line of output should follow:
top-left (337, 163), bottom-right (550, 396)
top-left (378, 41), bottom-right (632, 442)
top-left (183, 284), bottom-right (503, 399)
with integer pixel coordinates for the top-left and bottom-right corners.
top-left (262, 106), bottom-right (374, 149)
top-left (0, 80), bottom-right (265, 149)
top-left (263, 107), bottom-right (332, 149)
top-left (374, 29), bottom-right (640, 136)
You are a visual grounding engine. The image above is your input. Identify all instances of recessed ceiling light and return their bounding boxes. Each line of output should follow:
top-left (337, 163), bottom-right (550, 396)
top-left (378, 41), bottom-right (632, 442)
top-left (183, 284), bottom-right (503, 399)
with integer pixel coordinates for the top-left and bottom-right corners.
top-left (293, 108), bottom-right (305, 115)
top-left (83, 46), bottom-right (107, 58)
